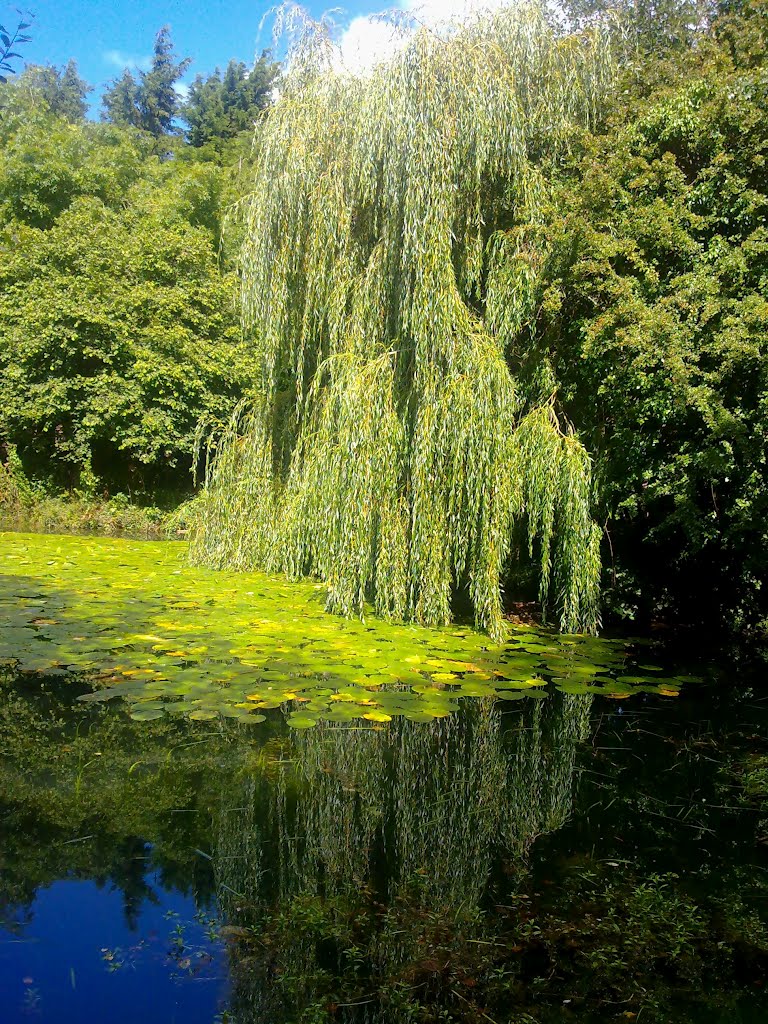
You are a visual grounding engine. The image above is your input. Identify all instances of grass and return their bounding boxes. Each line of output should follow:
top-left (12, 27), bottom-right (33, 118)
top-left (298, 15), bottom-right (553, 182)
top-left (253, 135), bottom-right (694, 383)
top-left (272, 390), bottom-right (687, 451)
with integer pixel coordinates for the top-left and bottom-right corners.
top-left (0, 451), bottom-right (199, 538)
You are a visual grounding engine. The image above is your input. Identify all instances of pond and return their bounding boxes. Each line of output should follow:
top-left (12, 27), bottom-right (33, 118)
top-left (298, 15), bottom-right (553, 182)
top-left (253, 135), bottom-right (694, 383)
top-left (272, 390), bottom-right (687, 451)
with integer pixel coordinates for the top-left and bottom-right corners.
top-left (1, 532), bottom-right (767, 1023)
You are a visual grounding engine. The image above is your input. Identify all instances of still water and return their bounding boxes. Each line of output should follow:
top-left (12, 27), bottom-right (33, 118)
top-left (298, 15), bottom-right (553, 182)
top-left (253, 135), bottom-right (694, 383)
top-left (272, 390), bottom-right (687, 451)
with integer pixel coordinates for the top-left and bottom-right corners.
top-left (2, 665), bottom-right (768, 1023)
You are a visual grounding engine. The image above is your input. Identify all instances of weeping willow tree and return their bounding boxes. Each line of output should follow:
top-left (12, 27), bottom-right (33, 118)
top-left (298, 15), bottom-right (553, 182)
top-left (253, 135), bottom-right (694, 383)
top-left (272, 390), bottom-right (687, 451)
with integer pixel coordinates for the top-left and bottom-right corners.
top-left (192, 2), bottom-right (613, 639)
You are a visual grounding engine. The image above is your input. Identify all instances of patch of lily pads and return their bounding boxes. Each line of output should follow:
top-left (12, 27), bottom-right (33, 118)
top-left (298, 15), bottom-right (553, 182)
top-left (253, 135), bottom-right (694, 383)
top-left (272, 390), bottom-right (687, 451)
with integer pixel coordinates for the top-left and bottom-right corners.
top-left (0, 533), bottom-right (700, 728)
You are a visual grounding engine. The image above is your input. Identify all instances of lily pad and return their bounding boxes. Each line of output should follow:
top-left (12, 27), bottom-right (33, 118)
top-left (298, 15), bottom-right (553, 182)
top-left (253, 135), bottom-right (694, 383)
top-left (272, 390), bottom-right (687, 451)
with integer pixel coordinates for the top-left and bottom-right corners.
top-left (0, 532), bottom-right (706, 730)
top-left (130, 708), bottom-right (165, 721)
top-left (287, 713), bottom-right (318, 729)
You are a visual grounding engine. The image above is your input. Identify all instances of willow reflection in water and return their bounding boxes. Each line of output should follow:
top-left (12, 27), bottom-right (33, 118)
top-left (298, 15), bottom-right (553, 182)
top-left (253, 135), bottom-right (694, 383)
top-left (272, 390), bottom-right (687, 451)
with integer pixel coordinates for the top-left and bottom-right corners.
top-left (213, 694), bottom-right (591, 1023)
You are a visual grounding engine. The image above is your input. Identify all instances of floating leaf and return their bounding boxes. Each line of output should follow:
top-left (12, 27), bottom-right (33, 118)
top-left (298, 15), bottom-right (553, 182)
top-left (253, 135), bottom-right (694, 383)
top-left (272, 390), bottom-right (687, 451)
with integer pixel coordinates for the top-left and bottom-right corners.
top-left (458, 682), bottom-right (497, 697)
top-left (362, 710), bottom-right (392, 723)
top-left (130, 708), bottom-right (165, 721)
top-left (287, 714), bottom-right (318, 729)
top-left (0, 533), bottom-right (703, 730)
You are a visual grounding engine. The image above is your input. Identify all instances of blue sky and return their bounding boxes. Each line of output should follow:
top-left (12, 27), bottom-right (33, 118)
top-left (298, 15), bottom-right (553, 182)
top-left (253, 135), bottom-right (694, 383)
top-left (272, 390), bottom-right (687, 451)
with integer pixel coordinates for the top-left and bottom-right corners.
top-left (6, 0), bottom-right (511, 114)
top-left (6, 0), bottom-right (385, 112)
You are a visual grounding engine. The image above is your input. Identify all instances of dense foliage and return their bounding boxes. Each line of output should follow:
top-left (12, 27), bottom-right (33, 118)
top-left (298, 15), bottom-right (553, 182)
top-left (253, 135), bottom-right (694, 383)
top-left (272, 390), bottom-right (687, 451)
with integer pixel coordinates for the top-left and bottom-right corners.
top-left (0, 86), bottom-right (256, 494)
top-left (183, 55), bottom-right (279, 150)
top-left (13, 59), bottom-right (90, 119)
top-left (531, 0), bottom-right (768, 632)
top-left (193, 5), bottom-right (611, 641)
top-left (0, 1), bottom-right (765, 639)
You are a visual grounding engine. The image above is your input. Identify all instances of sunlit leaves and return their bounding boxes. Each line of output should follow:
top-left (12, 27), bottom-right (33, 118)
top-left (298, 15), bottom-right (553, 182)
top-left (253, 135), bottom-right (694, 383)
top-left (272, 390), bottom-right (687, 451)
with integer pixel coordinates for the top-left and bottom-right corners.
top-left (535, 28), bottom-right (768, 634)
top-left (0, 533), bottom-right (690, 729)
top-left (0, 108), bottom-right (256, 493)
top-left (192, 3), bottom-right (615, 640)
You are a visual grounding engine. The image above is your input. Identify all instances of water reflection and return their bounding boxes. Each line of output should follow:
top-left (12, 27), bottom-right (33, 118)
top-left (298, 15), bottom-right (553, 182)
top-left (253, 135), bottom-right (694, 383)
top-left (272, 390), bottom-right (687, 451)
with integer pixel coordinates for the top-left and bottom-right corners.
top-left (6, 685), bottom-right (590, 1024)
top-left (0, 677), bottom-right (238, 1023)
top-left (6, 670), bottom-right (764, 1023)
top-left (213, 694), bottom-right (592, 1022)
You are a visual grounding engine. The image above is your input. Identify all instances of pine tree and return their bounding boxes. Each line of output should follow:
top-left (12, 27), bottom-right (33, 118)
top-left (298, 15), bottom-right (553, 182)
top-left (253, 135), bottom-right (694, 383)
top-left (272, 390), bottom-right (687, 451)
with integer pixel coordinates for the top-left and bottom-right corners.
top-left (139, 25), bottom-right (191, 137)
top-left (101, 68), bottom-right (142, 129)
top-left (183, 54), bottom-right (279, 148)
top-left (58, 60), bottom-right (91, 121)
top-left (101, 26), bottom-right (190, 137)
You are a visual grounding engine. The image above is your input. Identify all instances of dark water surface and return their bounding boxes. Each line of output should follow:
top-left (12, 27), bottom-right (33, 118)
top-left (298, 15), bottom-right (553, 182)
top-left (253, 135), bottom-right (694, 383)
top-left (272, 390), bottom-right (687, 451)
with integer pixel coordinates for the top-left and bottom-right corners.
top-left (2, 657), bottom-right (768, 1023)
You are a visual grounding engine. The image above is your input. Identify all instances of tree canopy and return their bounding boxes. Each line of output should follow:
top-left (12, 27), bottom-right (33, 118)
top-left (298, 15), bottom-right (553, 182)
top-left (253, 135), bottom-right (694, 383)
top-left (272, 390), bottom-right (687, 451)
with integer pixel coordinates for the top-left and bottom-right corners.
top-left (0, 0), bottom-right (766, 639)
top-left (102, 26), bottom-right (191, 138)
top-left (192, 3), bottom-right (614, 640)
top-left (0, 93), bottom-right (257, 494)
top-left (14, 60), bottom-right (91, 121)
top-left (532, 0), bottom-right (768, 631)
top-left (182, 54), bottom-right (279, 149)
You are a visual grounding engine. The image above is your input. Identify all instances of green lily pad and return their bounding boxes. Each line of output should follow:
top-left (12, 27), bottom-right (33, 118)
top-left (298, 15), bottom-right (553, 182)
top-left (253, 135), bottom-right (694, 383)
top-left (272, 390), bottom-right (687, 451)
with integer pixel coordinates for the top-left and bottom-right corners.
top-left (553, 680), bottom-right (593, 694)
top-left (287, 713), bottom-right (318, 729)
top-left (457, 682), bottom-right (497, 697)
top-left (130, 707), bottom-right (165, 721)
top-left (0, 531), bottom-right (700, 727)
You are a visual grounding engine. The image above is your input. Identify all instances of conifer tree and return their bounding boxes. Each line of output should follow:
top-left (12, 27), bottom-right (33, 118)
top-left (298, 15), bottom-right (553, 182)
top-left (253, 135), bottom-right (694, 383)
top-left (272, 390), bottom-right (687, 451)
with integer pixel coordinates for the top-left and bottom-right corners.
top-left (101, 68), bottom-right (143, 129)
top-left (140, 25), bottom-right (191, 136)
top-left (17, 60), bottom-right (91, 121)
top-left (183, 54), bottom-right (279, 148)
top-left (101, 26), bottom-right (190, 137)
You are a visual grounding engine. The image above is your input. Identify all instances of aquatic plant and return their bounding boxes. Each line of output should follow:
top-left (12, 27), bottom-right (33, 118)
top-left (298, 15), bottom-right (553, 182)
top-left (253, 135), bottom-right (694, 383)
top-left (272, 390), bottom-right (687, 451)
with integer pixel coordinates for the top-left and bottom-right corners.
top-left (0, 533), bottom-right (687, 728)
top-left (192, 3), bottom-right (614, 640)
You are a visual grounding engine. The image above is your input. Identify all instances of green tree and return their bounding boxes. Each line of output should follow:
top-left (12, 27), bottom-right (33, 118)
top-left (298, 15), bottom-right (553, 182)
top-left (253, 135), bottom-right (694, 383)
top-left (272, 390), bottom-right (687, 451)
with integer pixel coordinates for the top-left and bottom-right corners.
top-left (139, 24), bottom-right (191, 137)
top-left (0, 104), bottom-right (151, 228)
top-left (0, 109), bottom-right (257, 492)
top-left (182, 54), bottom-right (279, 149)
top-left (0, 195), bottom-right (254, 491)
top-left (192, 5), bottom-right (614, 639)
top-left (527, 0), bottom-right (768, 633)
top-left (15, 60), bottom-right (91, 121)
top-left (563, 0), bottom-right (715, 50)
top-left (101, 26), bottom-right (190, 138)
top-left (100, 67), bottom-right (141, 129)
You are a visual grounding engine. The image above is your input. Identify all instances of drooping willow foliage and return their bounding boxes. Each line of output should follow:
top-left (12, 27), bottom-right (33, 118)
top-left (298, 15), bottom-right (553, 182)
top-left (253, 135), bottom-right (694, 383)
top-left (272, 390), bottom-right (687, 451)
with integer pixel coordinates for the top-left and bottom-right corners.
top-left (192, 2), bottom-right (612, 639)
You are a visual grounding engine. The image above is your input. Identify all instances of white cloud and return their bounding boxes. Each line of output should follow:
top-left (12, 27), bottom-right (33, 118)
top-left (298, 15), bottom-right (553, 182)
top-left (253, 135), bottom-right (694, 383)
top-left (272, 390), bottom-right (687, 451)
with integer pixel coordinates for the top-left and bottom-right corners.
top-left (337, 16), bottom-right (408, 74)
top-left (336, 0), bottom-right (515, 74)
top-left (174, 81), bottom-right (191, 100)
top-left (103, 49), bottom-right (152, 72)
